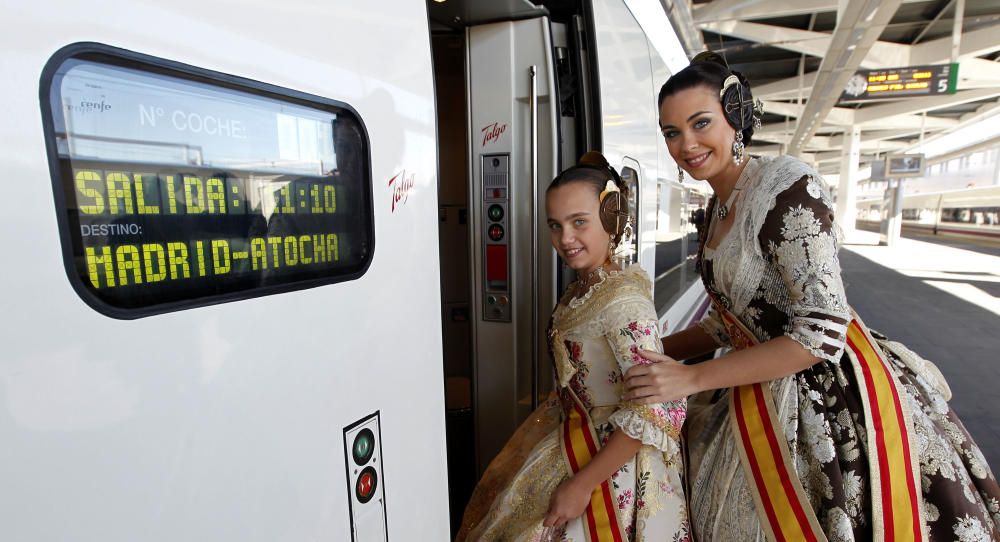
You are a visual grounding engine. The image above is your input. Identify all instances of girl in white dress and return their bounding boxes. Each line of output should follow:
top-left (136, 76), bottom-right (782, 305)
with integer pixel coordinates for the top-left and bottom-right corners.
top-left (458, 152), bottom-right (690, 542)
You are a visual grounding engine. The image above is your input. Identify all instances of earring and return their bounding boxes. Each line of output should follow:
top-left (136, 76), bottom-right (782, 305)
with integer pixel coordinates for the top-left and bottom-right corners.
top-left (677, 164), bottom-right (684, 182)
top-left (732, 131), bottom-right (745, 165)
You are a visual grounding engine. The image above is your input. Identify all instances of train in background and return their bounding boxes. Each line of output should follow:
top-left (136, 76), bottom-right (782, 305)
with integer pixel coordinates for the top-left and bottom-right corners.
top-left (857, 184), bottom-right (1000, 242)
top-left (0, 0), bottom-right (705, 540)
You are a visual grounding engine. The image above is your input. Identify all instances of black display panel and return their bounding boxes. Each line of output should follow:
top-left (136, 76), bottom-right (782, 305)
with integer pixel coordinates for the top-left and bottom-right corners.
top-left (41, 44), bottom-right (374, 318)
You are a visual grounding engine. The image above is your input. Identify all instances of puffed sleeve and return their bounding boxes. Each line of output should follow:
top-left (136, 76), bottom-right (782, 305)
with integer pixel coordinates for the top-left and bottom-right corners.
top-left (697, 304), bottom-right (731, 348)
top-left (758, 176), bottom-right (851, 363)
top-left (603, 292), bottom-right (686, 458)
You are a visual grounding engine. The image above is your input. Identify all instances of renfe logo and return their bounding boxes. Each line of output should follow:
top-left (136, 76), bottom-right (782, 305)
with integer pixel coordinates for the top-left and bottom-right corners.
top-left (481, 122), bottom-right (507, 147)
top-left (388, 170), bottom-right (415, 212)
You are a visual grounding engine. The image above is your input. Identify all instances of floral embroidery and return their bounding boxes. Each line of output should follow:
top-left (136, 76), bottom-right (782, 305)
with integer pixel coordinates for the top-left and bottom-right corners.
top-left (687, 161), bottom-right (1000, 541)
top-left (619, 321), bottom-right (654, 342)
top-left (618, 488), bottom-right (634, 510)
top-left (953, 514), bottom-right (992, 542)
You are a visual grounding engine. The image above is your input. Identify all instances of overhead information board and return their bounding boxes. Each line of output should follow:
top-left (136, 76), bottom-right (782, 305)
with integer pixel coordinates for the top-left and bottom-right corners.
top-left (42, 50), bottom-right (373, 317)
top-left (840, 63), bottom-right (958, 103)
top-left (886, 154), bottom-right (925, 178)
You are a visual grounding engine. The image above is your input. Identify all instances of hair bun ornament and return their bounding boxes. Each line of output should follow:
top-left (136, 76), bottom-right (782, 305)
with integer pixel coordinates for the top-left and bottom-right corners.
top-left (719, 69), bottom-right (761, 144)
top-left (599, 180), bottom-right (620, 203)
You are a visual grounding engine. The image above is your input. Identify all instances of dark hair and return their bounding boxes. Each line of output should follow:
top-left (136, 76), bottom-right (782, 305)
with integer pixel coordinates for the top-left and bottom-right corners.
top-left (657, 51), bottom-right (757, 145)
top-left (546, 151), bottom-right (618, 197)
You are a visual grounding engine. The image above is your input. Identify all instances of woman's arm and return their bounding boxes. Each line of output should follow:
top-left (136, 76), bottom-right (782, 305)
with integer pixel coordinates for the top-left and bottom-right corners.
top-left (661, 324), bottom-right (720, 361)
top-left (625, 336), bottom-right (819, 403)
top-left (543, 431), bottom-right (642, 527)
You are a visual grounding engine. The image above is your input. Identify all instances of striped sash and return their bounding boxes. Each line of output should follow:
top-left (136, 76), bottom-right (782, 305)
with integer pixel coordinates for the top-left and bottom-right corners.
top-left (716, 301), bottom-right (925, 542)
top-left (845, 315), bottom-right (925, 541)
top-left (558, 387), bottom-right (627, 542)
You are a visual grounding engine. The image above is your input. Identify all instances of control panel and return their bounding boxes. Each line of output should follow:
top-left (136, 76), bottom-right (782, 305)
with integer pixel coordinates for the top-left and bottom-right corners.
top-left (482, 154), bottom-right (511, 322)
top-left (343, 412), bottom-right (388, 542)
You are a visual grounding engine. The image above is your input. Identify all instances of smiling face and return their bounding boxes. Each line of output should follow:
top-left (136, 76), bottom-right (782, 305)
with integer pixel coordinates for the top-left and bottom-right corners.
top-left (658, 85), bottom-right (741, 183)
top-left (546, 181), bottom-right (611, 275)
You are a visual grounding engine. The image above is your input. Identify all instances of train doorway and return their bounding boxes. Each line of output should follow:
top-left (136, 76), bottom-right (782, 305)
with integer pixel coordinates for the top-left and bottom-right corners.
top-left (428, 1), bottom-right (591, 534)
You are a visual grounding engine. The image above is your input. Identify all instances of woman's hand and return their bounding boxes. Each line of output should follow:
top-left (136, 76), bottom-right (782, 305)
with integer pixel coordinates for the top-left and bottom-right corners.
top-left (543, 477), bottom-right (592, 527)
top-left (623, 350), bottom-right (700, 403)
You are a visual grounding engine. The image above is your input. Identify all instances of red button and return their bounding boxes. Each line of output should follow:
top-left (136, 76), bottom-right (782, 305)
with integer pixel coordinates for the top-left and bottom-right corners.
top-left (488, 224), bottom-right (504, 241)
top-left (356, 466), bottom-right (378, 503)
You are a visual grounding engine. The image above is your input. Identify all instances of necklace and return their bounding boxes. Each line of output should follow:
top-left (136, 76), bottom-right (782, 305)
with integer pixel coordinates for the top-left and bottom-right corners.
top-left (716, 159), bottom-right (753, 220)
top-left (569, 263), bottom-right (612, 303)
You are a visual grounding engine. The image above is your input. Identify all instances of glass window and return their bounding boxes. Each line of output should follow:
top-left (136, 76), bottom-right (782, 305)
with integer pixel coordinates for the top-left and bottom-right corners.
top-left (620, 166), bottom-right (640, 264)
top-left (41, 45), bottom-right (373, 318)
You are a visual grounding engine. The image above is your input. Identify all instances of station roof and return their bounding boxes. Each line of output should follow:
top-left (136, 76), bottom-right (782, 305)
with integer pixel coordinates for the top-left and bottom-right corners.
top-left (672, 0), bottom-right (1000, 174)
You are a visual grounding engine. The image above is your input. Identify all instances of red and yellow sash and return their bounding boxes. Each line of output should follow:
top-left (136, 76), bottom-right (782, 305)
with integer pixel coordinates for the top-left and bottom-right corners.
top-left (559, 388), bottom-right (627, 542)
top-left (846, 318), bottom-right (924, 541)
top-left (717, 302), bottom-right (925, 542)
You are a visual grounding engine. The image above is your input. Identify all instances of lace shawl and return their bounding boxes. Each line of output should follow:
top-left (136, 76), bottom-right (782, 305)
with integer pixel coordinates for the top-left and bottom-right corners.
top-left (550, 267), bottom-right (686, 455)
top-left (698, 155), bottom-right (851, 363)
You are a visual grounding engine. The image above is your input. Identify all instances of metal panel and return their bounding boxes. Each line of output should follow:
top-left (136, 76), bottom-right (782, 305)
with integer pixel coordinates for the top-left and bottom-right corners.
top-left (467, 16), bottom-right (559, 472)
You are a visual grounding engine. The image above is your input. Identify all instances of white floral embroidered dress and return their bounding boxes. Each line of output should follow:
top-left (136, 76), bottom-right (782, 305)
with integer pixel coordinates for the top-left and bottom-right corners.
top-left (459, 268), bottom-right (690, 542)
top-left (688, 155), bottom-right (1000, 541)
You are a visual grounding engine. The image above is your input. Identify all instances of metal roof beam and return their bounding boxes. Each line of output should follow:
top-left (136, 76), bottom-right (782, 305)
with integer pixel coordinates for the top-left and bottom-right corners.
top-left (760, 100), bottom-right (857, 125)
top-left (699, 21), bottom-right (910, 68)
top-left (733, 21), bottom-right (1000, 100)
top-left (853, 88), bottom-right (1000, 123)
top-left (693, 0), bottom-right (927, 23)
top-left (754, 72), bottom-right (817, 100)
top-left (754, 58), bottom-right (1000, 100)
top-left (787, 0), bottom-right (903, 155)
top-left (693, 0), bottom-right (839, 24)
top-left (659, 0), bottom-right (706, 56)
top-left (911, 23), bottom-right (1000, 64)
top-left (855, 113), bottom-right (959, 129)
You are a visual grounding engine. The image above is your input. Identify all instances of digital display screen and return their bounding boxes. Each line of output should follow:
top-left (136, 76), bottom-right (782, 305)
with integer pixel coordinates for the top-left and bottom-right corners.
top-left (42, 50), bottom-right (373, 316)
top-left (839, 63), bottom-right (958, 103)
top-left (886, 154), bottom-right (925, 177)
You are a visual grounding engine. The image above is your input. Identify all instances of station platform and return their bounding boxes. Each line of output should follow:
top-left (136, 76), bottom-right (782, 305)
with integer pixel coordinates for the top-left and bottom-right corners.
top-left (840, 229), bottom-right (1000, 471)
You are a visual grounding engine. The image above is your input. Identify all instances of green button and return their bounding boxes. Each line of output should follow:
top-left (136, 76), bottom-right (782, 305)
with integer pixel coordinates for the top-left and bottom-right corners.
top-left (488, 204), bottom-right (504, 222)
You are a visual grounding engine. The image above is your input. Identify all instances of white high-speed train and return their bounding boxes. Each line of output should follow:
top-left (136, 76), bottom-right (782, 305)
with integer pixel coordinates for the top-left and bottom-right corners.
top-left (857, 184), bottom-right (1000, 242)
top-left (0, 1), bottom-right (707, 539)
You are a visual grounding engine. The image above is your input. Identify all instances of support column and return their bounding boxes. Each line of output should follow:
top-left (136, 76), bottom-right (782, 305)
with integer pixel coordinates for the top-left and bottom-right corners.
top-left (837, 126), bottom-right (861, 235)
top-left (992, 145), bottom-right (1000, 185)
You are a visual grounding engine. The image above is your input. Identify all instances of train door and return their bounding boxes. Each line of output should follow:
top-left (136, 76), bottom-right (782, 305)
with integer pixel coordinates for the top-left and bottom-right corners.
top-left (465, 15), bottom-right (560, 472)
top-left (429, 2), bottom-right (565, 532)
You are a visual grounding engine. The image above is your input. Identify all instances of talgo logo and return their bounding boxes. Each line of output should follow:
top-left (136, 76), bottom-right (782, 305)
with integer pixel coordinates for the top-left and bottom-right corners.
top-left (481, 122), bottom-right (507, 147)
top-left (388, 170), bottom-right (415, 212)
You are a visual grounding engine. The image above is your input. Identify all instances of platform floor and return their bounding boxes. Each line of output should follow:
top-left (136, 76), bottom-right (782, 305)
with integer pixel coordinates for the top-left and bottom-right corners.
top-left (840, 230), bottom-right (1000, 472)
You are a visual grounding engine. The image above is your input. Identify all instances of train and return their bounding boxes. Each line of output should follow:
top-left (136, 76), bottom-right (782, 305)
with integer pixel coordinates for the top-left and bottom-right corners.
top-left (856, 184), bottom-right (1000, 242)
top-left (0, 0), bottom-right (710, 540)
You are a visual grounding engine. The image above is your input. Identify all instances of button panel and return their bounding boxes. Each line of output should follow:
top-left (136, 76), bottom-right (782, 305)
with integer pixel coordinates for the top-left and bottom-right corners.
top-left (482, 154), bottom-right (511, 322)
top-left (343, 412), bottom-right (387, 541)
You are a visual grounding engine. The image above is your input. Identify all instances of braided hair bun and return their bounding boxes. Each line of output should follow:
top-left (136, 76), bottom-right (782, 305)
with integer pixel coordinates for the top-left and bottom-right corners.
top-left (660, 51), bottom-right (761, 146)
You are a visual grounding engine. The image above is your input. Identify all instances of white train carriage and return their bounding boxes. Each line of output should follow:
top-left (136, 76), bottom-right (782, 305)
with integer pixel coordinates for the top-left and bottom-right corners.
top-left (857, 184), bottom-right (1000, 242)
top-left (0, 0), bottom-right (704, 539)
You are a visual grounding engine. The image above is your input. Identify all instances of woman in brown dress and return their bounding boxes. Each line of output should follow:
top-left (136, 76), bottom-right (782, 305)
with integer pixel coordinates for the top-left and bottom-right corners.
top-left (624, 52), bottom-right (1000, 541)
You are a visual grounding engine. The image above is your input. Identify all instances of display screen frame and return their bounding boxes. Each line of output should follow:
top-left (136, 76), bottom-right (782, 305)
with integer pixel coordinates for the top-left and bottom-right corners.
top-left (39, 42), bottom-right (375, 319)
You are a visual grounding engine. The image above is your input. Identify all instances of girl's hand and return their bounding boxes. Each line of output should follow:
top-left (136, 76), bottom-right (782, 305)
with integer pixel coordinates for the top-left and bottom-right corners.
top-left (543, 477), bottom-right (592, 527)
top-left (623, 350), bottom-right (699, 403)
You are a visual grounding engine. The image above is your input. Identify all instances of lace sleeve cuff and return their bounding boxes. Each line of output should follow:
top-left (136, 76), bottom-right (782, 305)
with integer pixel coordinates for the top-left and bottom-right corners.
top-left (608, 402), bottom-right (685, 458)
top-left (785, 313), bottom-right (848, 364)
